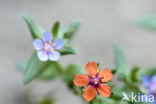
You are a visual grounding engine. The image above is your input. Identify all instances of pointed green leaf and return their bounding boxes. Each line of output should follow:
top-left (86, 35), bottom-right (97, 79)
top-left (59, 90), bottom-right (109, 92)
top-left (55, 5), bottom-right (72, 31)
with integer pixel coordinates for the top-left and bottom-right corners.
top-left (58, 19), bottom-right (81, 42)
top-left (138, 14), bottom-right (156, 30)
top-left (24, 53), bottom-right (51, 84)
top-left (59, 44), bottom-right (78, 55)
top-left (111, 69), bottom-right (117, 74)
top-left (52, 21), bottom-right (60, 39)
top-left (118, 73), bottom-right (127, 82)
top-left (130, 66), bottom-right (139, 82)
top-left (16, 61), bottom-right (59, 81)
top-left (39, 63), bottom-right (59, 80)
top-left (114, 44), bottom-right (131, 82)
top-left (22, 14), bottom-right (44, 39)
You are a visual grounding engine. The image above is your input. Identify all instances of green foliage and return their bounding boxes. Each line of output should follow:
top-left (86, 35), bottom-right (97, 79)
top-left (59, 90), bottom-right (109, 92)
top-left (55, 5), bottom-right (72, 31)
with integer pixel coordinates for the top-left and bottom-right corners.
top-left (93, 96), bottom-right (121, 104)
top-left (138, 14), bottom-right (156, 30)
top-left (20, 14), bottom-right (82, 84)
top-left (59, 44), bottom-right (78, 55)
top-left (40, 96), bottom-right (54, 104)
top-left (58, 19), bottom-right (81, 43)
top-left (24, 53), bottom-right (51, 84)
top-left (96, 62), bottom-right (100, 67)
top-left (114, 44), bottom-right (131, 82)
top-left (110, 86), bottom-right (143, 104)
top-left (20, 14), bottom-right (153, 104)
top-left (62, 64), bottom-right (84, 87)
top-left (39, 63), bottom-right (59, 80)
top-left (22, 14), bottom-right (44, 39)
top-left (16, 61), bottom-right (59, 82)
top-left (118, 73), bottom-right (127, 82)
top-left (23, 14), bottom-right (79, 56)
top-left (111, 69), bottom-right (117, 74)
top-left (130, 66), bottom-right (139, 82)
top-left (52, 21), bottom-right (60, 39)
top-left (84, 96), bottom-right (124, 104)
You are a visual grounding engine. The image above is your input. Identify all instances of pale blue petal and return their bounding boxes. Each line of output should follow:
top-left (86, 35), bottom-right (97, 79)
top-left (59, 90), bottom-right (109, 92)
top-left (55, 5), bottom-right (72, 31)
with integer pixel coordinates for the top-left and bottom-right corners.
top-left (49, 51), bottom-right (60, 61)
top-left (42, 31), bottom-right (53, 42)
top-left (37, 51), bottom-right (48, 61)
top-left (33, 39), bottom-right (43, 50)
top-left (142, 75), bottom-right (150, 87)
top-left (53, 38), bottom-right (64, 49)
top-left (151, 75), bottom-right (156, 83)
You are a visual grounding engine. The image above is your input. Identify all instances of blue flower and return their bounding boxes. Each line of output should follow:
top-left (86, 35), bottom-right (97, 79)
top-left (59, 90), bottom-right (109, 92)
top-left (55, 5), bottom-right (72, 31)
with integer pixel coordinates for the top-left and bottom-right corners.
top-left (33, 31), bottom-right (64, 61)
top-left (142, 75), bottom-right (156, 104)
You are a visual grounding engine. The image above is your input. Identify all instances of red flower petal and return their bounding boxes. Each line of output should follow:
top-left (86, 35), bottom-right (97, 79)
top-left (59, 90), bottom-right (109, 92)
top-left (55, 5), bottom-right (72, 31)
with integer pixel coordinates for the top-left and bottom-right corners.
top-left (99, 68), bottom-right (113, 82)
top-left (85, 62), bottom-right (98, 77)
top-left (97, 84), bottom-right (111, 97)
top-left (83, 85), bottom-right (96, 101)
top-left (73, 74), bottom-right (90, 87)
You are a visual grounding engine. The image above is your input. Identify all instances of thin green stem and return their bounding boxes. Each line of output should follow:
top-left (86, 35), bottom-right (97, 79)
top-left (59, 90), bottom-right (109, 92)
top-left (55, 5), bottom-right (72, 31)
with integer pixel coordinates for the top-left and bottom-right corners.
top-left (53, 61), bottom-right (63, 74)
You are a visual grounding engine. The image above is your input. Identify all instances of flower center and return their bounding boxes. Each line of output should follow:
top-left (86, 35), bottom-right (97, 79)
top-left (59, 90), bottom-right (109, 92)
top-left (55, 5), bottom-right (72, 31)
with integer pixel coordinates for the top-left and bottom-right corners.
top-left (90, 76), bottom-right (101, 86)
top-left (43, 41), bottom-right (56, 53)
top-left (94, 77), bottom-right (99, 85)
top-left (89, 70), bottom-right (102, 87)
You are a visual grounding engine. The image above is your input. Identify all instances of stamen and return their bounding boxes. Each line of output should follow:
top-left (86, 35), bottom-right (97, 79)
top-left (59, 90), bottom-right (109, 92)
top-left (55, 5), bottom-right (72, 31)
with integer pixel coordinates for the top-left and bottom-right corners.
top-left (104, 74), bottom-right (106, 78)
top-left (44, 43), bottom-right (48, 46)
top-left (101, 74), bottom-right (106, 82)
top-left (50, 41), bottom-right (52, 44)
top-left (51, 48), bottom-right (54, 51)
top-left (45, 47), bottom-right (49, 50)
top-left (92, 76), bottom-right (95, 78)
top-left (97, 70), bottom-right (99, 73)
top-left (95, 81), bottom-right (98, 85)
top-left (53, 43), bottom-right (56, 46)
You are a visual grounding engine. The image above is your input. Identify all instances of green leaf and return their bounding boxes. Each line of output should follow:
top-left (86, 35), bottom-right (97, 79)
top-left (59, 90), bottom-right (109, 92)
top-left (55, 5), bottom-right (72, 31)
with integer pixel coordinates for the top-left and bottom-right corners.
top-left (24, 53), bottom-right (51, 84)
top-left (22, 14), bottom-right (44, 39)
top-left (59, 44), bottom-right (78, 55)
top-left (111, 69), bottom-right (117, 74)
top-left (118, 73), bottom-right (127, 82)
top-left (62, 64), bottom-right (84, 87)
top-left (91, 96), bottom-right (122, 104)
top-left (58, 19), bottom-right (81, 42)
top-left (39, 63), bottom-right (59, 80)
top-left (114, 44), bottom-right (131, 82)
top-left (130, 66), bottom-right (139, 82)
top-left (111, 86), bottom-right (139, 103)
top-left (40, 96), bottom-right (54, 104)
top-left (96, 62), bottom-right (100, 67)
top-left (16, 61), bottom-right (59, 81)
top-left (52, 21), bottom-right (60, 39)
top-left (138, 14), bottom-right (156, 30)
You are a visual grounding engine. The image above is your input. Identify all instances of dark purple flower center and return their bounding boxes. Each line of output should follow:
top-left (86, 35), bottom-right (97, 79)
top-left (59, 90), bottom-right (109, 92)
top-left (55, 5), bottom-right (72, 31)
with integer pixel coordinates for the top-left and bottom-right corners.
top-left (89, 74), bottom-right (102, 87)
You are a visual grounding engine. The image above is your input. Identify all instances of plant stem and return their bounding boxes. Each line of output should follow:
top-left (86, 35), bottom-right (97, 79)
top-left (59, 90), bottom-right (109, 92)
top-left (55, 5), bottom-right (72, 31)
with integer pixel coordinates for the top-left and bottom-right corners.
top-left (53, 61), bottom-right (63, 74)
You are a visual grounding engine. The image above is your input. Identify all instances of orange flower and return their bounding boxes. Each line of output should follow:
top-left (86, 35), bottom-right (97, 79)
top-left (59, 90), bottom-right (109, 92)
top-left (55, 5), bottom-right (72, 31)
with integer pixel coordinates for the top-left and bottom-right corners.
top-left (73, 62), bottom-right (114, 101)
